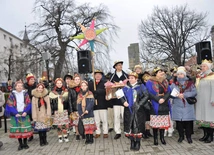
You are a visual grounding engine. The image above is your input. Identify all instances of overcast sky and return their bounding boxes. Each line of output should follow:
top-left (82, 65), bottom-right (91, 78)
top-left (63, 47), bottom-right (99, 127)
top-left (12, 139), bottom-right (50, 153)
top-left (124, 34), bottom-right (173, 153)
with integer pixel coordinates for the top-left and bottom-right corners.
top-left (0, 0), bottom-right (213, 71)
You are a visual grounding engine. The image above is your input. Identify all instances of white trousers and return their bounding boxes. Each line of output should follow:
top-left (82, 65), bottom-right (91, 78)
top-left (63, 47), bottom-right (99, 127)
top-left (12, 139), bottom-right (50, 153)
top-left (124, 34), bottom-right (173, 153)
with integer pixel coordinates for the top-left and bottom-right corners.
top-left (113, 105), bottom-right (124, 134)
top-left (94, 109), bottom-right (108, 134)
top-left (107, 108), bottom-right (114, 129)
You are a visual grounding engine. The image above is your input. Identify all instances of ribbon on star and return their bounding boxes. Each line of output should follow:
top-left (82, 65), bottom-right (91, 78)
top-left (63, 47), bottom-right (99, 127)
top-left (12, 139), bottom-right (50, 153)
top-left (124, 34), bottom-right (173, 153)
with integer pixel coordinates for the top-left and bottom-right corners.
top-left (70, 19), bottom-right (108, 52)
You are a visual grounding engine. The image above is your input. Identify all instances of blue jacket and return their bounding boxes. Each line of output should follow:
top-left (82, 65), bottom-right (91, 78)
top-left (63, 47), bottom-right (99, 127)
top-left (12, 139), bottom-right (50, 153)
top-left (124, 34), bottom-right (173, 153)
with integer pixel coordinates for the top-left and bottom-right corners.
top-left (170, 77), bottom-right (196, 121)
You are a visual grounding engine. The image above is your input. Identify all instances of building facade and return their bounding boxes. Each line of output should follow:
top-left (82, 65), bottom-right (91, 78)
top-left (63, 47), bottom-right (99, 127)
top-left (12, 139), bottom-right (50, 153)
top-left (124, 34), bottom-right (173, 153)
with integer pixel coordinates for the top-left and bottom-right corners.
top-left (128, 43), bottom-right (140, 70)
top-left (0, 27), bottom-right (42, 84)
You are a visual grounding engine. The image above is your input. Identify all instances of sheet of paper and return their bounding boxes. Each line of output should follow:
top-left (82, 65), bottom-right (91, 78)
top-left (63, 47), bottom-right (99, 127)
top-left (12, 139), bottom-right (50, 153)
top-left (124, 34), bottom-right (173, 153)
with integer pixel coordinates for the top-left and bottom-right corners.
top-left (171, 88), bottom-right (179, 97)
top-left (115, 89), bottom-right (124, 99)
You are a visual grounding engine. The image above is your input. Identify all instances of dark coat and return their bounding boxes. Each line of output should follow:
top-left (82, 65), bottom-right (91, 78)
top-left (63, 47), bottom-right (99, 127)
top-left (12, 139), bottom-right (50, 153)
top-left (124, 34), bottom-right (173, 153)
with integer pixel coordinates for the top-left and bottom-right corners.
top-left (88, 79), bottom-right (108, 110)
top-left (120, 82), bottom-right (149, 134)
top-left (110, 70), bottom-right (128, 106)
top-left (68, 82), bottom-right (81, 112)
top-left (77, 91), bottom-right (95, 119)
top-left (24, 82), bottom-right (37, 100)
top-left (49, 88), bottom-right (70, 115)
top-left (146, 77), bottom-right (171, 116)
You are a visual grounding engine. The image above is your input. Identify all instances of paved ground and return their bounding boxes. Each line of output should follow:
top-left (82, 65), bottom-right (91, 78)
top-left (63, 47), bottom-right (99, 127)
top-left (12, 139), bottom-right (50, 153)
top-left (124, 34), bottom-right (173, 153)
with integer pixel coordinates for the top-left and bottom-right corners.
top-left (0, 120), bottom-right (214, 155)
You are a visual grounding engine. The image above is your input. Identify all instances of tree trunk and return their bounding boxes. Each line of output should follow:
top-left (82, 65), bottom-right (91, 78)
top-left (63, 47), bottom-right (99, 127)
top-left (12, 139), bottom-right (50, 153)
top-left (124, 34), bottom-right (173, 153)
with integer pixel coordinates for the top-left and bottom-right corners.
top-left (54, 49), bottom-right (66, 79)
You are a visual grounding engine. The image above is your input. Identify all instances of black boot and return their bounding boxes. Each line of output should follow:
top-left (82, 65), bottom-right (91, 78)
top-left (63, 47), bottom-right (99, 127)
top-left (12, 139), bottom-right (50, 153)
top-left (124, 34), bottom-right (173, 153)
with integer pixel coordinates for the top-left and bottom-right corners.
top-left (23, 138), bottom-right (29, 149)
top-left (187, 137), bottom-right (193, 144)
top-left (43, 132), bottom-right (48, 145)
top-left (130, 137), bottom-right (135, 150)
top-left (39, 132), bottom-right (45, 146)
top-left (178, 130), bottom-right (184, 143)
top-left (89, 134), bottom-right (94, 144)
top-left (85, 134), bottom-right (90, 145)
top-left (18, 138), bottom-right (23, 151)
top-left (160, 129), bottom-right (166, 145)
top-left (142, 131), bottom-right (149, 139)
top-left (153, 128), bottom-right (158, 145)
top-left (134, 138), bottom-right (141, 151)
top-left (28, 135), bottom-right (34, 142)
top-left (82, 134), bottom-right (86, 140)
top-left (146, 129), bottom-right (153, 137)
top-left (199, 127), bottom-right (208, 141)
top-left (204, 128), bottom-right (213, 143)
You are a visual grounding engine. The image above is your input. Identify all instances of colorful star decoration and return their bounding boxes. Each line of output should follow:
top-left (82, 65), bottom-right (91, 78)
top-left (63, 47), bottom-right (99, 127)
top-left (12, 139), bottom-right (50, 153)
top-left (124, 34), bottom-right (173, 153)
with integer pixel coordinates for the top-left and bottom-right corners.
top-left (70, 19), bottom-right (108, 52)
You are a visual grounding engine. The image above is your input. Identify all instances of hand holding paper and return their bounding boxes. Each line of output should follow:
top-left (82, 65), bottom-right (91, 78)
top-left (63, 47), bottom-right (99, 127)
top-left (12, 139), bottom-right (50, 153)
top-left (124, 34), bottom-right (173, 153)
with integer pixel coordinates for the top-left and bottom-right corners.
top-left (115, 89), bottom-right (124, 99)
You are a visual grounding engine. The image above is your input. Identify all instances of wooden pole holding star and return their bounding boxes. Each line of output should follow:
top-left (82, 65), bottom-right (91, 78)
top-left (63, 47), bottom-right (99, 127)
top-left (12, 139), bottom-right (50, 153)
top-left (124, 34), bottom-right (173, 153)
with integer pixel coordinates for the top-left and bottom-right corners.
top-left (70, 18), bottom-right (108, 104)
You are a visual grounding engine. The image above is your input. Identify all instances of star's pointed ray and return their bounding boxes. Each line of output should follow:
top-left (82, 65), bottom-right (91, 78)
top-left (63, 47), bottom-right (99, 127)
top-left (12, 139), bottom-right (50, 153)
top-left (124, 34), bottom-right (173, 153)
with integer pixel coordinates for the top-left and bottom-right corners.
top-left (90, 19), bottom-right (95, 29)
top-left (77, 23), bottom-right (87, 32)
top-left (70, 33), bottom-right (85, 40)
top-left (95, 28), bottom-right (108, 35)
top-left (94, 37), bottom-right (108, 47)
top-left (89, 40), bottom-right (95, 52)
top-left (78, 39), bottom-right (88, 48)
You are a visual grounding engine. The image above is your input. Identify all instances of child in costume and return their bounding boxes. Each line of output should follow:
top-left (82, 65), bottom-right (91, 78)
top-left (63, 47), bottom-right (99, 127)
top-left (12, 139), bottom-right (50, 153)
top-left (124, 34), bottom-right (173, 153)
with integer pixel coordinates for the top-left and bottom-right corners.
top-left (119, 72), bottom-right (149, 151)
top-left (5, 81), bottom-right (33, 150)
top-left (49, 78), bottom-right (70, 143)
top-left (77, 80), bottom-right (96, 144)
top-left (32, 83), bottom-right (51, 146)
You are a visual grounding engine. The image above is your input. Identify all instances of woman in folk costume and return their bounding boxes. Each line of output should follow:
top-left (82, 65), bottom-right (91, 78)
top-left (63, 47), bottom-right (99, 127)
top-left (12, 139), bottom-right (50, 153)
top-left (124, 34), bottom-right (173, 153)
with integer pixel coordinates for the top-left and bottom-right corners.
top-left (49, 78), bottom-right (71, 143)
top-left (196, 59), bottom-right (214, 143)
top-left (170, 66), bottom-right (197, 144)
top-left (119, 72), bottom-right (149, 151)
top-left (5, 81), bottom-right (33, 151)
top-left (32, 83), bottom-right (51, 146)
top-left (68, 75), bottom-right (83, 140)
top-left (146, 67), bottom-right (171, 145)
top-left (77, 80), bottom-right (96, 144)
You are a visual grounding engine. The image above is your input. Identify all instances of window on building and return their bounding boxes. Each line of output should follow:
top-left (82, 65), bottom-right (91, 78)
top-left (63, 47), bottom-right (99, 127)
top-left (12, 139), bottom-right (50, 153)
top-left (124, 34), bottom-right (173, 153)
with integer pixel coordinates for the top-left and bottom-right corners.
top-left (3, 34), bottom-right (6, 40)
top-left (4, 47), bottom-right (6, 52)
top-left (20, 43), bottom-right (23, 48)
top-left (9, 37), bottom-right (12, 42)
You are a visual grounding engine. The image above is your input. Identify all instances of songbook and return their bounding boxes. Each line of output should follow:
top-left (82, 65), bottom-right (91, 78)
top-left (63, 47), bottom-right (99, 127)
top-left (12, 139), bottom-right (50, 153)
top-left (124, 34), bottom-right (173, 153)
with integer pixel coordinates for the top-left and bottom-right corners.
top-left (170, 88), bottom-right (179, 97)
top-left (115, 89), bottom-right (125, 99)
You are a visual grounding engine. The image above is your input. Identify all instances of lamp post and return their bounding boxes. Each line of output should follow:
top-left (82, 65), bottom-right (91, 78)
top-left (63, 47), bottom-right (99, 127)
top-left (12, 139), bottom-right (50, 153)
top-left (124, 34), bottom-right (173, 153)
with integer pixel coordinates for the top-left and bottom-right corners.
top-left (42, 51), bottom-right (51, 82)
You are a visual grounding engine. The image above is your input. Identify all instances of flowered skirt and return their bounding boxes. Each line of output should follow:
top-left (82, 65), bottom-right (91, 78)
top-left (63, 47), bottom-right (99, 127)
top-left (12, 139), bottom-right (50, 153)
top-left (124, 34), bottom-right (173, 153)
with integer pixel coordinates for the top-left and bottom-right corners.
top-left (150, 115), bottom-right (170, 129)
top-left (9, 115), bottom-right (33, 139)
top-left (53, 110), bottom-right (70, 126)
top-left (82, 117), bottom-right (97, 134)
top-left (34, 121), bottom-right (51, 132)
top-left (196, 120), bottom-right (214, 128)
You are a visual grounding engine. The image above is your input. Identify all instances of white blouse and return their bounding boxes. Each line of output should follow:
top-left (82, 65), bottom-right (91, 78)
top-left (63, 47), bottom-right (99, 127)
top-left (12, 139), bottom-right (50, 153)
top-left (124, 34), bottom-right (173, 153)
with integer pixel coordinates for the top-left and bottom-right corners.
top-left (13, 90), bottom-right (25, 112)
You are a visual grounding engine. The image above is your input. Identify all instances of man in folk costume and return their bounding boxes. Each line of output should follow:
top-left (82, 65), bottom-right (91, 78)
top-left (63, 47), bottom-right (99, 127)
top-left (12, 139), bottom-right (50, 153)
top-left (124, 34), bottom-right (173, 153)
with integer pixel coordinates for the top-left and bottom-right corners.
top-left (196, 59), bottom-right (214, 143)
top-left (146, 67), bottom-right (171, 145)
top-left (5, 81), bottom-right (33, 150)
top-left (88, 70), bottom-right (108, 138)
top-left (110, 60), bottom-right (128, 139)
top-left (105, 72), bottom-right (114, 133)
top-left (119, 72), bottom-right (149, 151)
top-left (24, 73), bottom-right (37, 142)
top-left (32, 83), bottom-right (51, 146)
top-left (49, 78), bottom-right (71, 143)
top-left (77, 81), bottom-right (96, 144)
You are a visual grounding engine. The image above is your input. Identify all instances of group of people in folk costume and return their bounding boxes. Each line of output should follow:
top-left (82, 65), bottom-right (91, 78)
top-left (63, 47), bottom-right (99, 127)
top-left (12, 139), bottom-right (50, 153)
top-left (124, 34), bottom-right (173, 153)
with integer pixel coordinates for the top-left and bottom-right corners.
top-left (2, 59), bottom-right (214, 151)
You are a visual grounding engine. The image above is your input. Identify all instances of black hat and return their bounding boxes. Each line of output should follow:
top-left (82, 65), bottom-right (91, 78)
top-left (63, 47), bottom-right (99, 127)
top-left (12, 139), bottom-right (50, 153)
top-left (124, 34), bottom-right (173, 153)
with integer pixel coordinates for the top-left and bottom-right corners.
top-left (113, 60), bottom-right (123, 69)
top-left (63, 73), bottom-right (73, 81)
top-left (105, 72), bottom-right (112, 80)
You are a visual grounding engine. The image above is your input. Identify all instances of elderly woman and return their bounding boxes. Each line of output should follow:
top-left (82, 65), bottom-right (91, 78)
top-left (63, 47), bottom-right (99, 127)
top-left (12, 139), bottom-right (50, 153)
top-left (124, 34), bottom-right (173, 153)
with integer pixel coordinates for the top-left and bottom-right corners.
top-left (196, 60), bottom-right (214, 143)
top-left (170, 66), bottom-right (197, 143)
top-left (5, 81), bottom-right (33, 150)
top-left (146, 67), bottom-right (171, 145)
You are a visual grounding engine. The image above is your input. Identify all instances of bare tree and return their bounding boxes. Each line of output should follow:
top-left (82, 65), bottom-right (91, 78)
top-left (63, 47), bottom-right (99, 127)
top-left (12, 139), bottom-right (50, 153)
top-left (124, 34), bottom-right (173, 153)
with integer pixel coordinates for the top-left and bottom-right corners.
top-left (139, 5), bottom-right (208, 66)
top-left (28, 0), bottom-right (118, 78)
